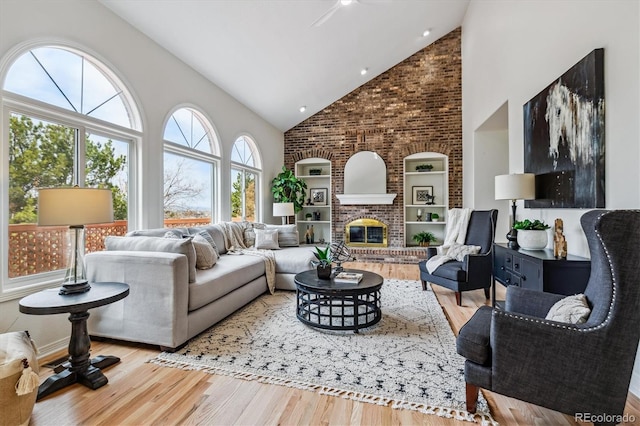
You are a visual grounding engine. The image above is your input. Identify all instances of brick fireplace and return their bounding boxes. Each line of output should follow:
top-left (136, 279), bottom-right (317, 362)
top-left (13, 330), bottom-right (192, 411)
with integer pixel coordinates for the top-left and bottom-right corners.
top-left (284, 29), bottom-right (462, 263)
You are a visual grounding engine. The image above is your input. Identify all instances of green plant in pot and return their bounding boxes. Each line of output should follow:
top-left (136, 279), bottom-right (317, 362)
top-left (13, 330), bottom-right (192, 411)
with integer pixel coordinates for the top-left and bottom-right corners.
top-left (431, 213), bottom-right (440, 222)
top-left (313, 246), bottom-right (332, 279)
top-left (412, 231), bottom-right (437, 247)
top-left (415, 164), bottom-right (434, 172)
top-left (271, 166), bottom-right (308, 213)
top-left (514, 219), bottom-right (550, 250)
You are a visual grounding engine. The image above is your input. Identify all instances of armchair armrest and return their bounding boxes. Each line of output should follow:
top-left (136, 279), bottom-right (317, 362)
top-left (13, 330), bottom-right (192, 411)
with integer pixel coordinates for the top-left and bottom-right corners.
top-left (426, 247), bottom-right (438, 259)
top-left (462, 252), bottom-right (492, 286)
top-left (505, 286), bottom-right (564, 317)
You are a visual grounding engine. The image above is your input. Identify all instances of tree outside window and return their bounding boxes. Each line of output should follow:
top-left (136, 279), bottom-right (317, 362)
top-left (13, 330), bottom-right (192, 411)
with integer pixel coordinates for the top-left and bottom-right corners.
top-left (231, 136), bottom-right (261, 222)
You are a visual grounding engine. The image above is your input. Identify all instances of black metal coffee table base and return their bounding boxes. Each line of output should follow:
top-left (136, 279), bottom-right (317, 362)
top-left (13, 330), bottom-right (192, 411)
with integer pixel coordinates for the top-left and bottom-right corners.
top-left (294, 269), bottom-right (383, 333)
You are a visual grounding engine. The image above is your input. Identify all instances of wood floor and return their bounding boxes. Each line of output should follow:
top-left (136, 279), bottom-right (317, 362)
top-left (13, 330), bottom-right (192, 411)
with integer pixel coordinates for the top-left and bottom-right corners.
top-left (31, 262), bottom-right (640, 425)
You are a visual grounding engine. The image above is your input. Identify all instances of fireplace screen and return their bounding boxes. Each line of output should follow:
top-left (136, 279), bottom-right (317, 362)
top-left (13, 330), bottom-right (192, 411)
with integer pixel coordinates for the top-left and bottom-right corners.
top-left (345, 218), bottom-right (387, 247)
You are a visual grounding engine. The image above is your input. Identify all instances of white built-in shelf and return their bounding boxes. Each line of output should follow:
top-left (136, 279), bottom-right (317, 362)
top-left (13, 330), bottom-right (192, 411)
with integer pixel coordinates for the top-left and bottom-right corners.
top-left (297, 220), bottom-right (331, 224)
top-left (406, 221), bottom-right (447, 225)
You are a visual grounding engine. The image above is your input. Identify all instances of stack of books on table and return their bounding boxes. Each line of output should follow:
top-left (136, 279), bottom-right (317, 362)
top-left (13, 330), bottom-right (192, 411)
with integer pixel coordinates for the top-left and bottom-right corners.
top-left (333, 272), bottom-right (364, 284)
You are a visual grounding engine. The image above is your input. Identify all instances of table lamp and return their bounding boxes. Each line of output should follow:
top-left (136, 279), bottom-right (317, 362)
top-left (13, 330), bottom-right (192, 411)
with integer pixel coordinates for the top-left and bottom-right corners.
top-left (38, 187), bottom-right (114, 295)
top-left (273, 202), bottom-right (294, 225)
top-left (495, 173), bottom-right (535, 249)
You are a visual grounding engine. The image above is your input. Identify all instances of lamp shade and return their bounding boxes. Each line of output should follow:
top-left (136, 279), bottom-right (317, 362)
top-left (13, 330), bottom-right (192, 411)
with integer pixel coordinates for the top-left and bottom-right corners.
top-left (273, 202), bottom-right (294, 217)
top-left (495, 173), bottom-right (536, 201)
top-left (38, 187), bottom-right (114, 226)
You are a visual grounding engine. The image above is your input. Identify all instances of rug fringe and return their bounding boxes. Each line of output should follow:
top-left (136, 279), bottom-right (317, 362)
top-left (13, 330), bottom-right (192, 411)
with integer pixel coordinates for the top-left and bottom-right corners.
top-left (148, 356), bottom-right (498, 425)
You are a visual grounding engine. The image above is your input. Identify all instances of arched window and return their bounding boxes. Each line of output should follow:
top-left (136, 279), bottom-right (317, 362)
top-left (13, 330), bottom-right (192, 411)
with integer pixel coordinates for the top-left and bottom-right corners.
top-left (231, 135), bottom-right (261, 222)
top-left (1, 45), bottom-right (140, 293)
top-left (163, 107), bottom-right (220, 226)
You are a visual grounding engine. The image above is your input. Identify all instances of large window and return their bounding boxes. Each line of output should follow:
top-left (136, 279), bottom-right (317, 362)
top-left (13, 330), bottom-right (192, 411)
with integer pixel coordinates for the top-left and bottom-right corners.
top-left (231, 136), bottom-right (261, 222)
top-left (2, 45), bottom-right (139, 294)
top-left (163, 107), bottom-right (219, 227)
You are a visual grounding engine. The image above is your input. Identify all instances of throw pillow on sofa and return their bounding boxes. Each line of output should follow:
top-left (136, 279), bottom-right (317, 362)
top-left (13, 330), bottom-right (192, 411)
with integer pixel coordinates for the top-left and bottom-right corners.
top-left (243, 221), bottom-right (266, 247)
top-left (195, 230), bottom-right (220, 256)
top-left (265, 224), bottom-right (300, 247)
top-left (105, 236), bottom-right (197, 283)
top-left (192, 234), bottom-right (217, 269)
top-left (254, 228), bottom-right (280, 250)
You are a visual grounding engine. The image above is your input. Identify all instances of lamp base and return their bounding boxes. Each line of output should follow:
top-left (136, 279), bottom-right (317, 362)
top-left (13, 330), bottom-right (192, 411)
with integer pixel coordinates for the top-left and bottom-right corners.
top-left (507, 229), bottom-right (519, 250)
top-left (59, 280), bottom-right (91, 295)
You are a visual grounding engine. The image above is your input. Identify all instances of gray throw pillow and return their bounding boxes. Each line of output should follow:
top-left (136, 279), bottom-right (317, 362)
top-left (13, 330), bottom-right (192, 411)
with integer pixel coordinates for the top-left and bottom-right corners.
top-left (196, 230), bottom-right (220, 256)
top-left (254, 229), bottom-right (280, 250)
top-left (243, 221), bottom-right (266, 247)
top-left (192, 234), bottom-right (217, 269)
top-left (265, 224), bottom-right (300, 247)
top-left (105, 236), bottom-right (197, 283)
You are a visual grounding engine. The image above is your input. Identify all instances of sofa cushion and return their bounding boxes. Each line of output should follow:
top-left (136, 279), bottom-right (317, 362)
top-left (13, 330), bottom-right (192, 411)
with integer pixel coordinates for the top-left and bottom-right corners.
top-left (265, 224), bottom-right (300, 247)
top-left (243, 222), bottom-right (266, 247)
top-left (192, 234), bottom-right (218, 269)
top-left (271, 246), bottom-right (316, 273)
top-left (127, 227), bottom-right (189, 238)
top-left (105, 236), bottom-right (197, 283)
top-left (431, 261), bottom-right (467, 281)
top-left (189, 254), bottom-right (265, 311)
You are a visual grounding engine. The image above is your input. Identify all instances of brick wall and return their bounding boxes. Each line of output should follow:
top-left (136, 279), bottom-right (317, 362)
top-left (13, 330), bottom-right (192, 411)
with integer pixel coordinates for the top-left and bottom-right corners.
top-left (284, 28), bottom-right (462, 248)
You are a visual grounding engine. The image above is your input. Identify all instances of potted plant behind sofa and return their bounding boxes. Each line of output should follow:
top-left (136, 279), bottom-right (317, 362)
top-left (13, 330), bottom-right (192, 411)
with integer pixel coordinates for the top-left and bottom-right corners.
top-left (412, 231), bottom-right (437, 247)
top-left (514, 219), bottom-right (550, 250)
top-left (271, 166), bottom-right (308, 213)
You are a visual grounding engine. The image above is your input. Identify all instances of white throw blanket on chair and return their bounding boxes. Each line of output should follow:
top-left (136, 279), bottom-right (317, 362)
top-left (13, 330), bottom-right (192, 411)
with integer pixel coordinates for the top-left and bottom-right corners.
top-left (220, 222), bottom-right (277, 294)
top-left (426, 208), bottom-right (472, 274)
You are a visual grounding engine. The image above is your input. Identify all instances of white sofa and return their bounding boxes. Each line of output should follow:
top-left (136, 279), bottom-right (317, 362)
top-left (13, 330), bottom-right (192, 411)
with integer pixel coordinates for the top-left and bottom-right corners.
top-left (85, 223), bottom-right (316, 350)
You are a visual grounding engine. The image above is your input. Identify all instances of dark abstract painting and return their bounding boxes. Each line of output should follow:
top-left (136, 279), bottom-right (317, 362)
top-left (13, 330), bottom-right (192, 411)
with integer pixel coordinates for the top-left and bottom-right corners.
top-left (524, 48), bottom-right (605, 208)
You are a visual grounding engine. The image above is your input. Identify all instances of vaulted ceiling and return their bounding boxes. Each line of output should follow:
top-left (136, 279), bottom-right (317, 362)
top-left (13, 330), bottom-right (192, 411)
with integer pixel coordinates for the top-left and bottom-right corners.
top-left (100, 0), bottom-right (470, 131)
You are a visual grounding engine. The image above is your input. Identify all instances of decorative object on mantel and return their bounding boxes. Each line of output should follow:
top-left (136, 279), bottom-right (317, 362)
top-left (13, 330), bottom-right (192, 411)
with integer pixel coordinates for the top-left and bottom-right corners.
top-left (524, 48), bottom-right (605, 208)
top-left (554, 218), bottom-right (568, 259)
top-left (415, 164), bottom-right (433, 172)
top-left (514, 219), bottom-right (550, 250)
top-left (150, 280), bottom-right (494, 424)
top-left (413, 231), bottom-right (437, 247)
top-left (495, 173), bottom-right (536, 249)
top-left (312, 245), bottom-right (331, 279)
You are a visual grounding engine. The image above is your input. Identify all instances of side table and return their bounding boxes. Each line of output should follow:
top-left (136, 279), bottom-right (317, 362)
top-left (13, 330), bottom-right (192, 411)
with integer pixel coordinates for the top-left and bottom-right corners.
top-left (19, 282), bottom-right (129, 400)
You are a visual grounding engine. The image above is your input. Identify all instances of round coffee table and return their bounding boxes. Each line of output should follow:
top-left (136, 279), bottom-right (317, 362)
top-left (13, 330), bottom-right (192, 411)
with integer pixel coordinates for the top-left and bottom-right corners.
top-left (294, 269), bottom-right (383, 333)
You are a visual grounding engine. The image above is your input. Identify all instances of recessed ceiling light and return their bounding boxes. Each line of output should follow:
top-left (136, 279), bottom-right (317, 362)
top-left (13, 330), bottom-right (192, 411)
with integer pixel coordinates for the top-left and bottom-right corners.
top-left (341, 0), bottom-right (353, 5)
top-left (422, 29), bottom-right (431, 37)
top-left (299, 106), bottom-right (306, 113)
top-left (360, 68), bottom-right (368, 76)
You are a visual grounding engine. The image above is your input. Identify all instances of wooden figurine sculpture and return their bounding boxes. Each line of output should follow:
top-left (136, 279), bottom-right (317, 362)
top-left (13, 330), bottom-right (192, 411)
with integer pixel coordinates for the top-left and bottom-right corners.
top-left (554, 218), bottom-right (568, 259)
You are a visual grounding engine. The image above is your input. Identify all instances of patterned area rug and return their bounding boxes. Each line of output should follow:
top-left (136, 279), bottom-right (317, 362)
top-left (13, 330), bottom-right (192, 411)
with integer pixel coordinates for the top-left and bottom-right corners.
top-left (150, 279), bottom-right (495, 424)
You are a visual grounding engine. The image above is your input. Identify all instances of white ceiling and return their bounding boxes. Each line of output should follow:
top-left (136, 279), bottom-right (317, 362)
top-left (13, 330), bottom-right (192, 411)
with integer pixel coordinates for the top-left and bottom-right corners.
top-left (100, 0), bottom-right (469, 131)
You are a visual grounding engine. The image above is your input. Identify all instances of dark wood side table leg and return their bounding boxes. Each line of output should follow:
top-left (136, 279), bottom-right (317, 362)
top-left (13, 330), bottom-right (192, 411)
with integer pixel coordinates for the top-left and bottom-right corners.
top-left (38, 311), bottom-right (114, 400)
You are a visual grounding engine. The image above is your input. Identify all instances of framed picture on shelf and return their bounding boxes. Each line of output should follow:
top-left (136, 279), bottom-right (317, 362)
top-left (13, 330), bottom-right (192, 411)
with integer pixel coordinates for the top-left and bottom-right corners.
top-left (310, 188), bottom-right (328, 206)
top-left (412, 186), bottom-right (434, 205)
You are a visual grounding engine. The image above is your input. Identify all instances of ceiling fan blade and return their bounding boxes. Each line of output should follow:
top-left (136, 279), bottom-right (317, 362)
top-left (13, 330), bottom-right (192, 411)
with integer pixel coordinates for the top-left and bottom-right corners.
top-left (311, 1), bottom-right (341, 27)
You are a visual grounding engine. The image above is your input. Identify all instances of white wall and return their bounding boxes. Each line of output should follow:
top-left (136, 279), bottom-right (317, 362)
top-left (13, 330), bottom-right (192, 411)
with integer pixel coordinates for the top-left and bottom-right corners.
top-left (0, 0), bottom-right (283, 354)
top-left (462, 0), bottom-right (640, 395)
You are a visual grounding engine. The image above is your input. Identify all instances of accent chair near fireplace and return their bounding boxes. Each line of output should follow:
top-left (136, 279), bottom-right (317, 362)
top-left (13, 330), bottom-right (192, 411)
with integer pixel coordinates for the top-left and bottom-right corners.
top-left (418, 210), bottom-right (498, 306)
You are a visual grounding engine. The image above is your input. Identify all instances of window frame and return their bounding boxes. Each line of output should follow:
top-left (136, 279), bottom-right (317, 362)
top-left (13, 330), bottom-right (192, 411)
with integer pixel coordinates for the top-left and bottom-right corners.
top-left (230, 135), bottom-right (262, 222)
top-left (162, 106), bottom-right (221, 225)
top-left (1, 97), bottom-right (140, 300)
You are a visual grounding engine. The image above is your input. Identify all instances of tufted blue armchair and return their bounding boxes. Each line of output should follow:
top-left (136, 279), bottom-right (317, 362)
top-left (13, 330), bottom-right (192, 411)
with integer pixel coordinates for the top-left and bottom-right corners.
top-left (456, 210), bottom-right (640, 424)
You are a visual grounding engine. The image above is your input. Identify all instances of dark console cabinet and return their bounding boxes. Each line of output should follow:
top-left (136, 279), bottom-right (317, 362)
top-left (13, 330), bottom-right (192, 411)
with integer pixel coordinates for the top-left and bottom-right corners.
top-left (493, 243), bottom-right (591, 296)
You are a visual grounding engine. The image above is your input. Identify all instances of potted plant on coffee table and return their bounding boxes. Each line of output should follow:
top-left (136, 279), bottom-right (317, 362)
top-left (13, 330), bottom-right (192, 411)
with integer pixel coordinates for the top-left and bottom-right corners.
top-left (412, 231), bottom-right (437, 247)
top-left (514, 219), bottom-right (550, 250)
top-left (313, 246), bottom-right (333, 279)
